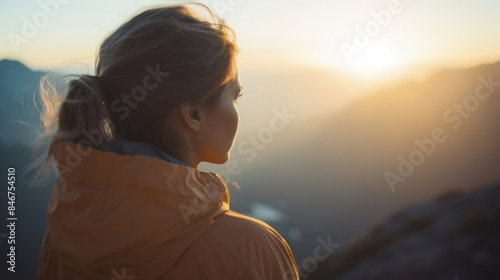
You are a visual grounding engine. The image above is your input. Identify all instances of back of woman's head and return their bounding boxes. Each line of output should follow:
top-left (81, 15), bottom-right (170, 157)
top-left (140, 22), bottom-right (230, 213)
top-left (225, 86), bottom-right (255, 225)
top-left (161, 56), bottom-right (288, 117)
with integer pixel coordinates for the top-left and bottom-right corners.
top-left (29, 2), bottom-right (239, 185)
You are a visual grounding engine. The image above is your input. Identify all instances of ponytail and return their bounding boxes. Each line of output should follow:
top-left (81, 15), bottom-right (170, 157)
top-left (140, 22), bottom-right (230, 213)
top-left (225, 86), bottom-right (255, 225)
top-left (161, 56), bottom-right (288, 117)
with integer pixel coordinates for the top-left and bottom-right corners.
top-left (24, 72), bottom-right (116, 188)
top-left (57, 74), bottom-right (114, 147)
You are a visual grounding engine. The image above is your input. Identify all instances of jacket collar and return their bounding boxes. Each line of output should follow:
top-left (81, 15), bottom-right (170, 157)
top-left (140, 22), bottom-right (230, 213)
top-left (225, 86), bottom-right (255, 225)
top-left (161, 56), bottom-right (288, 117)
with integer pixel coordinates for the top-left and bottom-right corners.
top-left (104, 140), bottom-right (189, 167)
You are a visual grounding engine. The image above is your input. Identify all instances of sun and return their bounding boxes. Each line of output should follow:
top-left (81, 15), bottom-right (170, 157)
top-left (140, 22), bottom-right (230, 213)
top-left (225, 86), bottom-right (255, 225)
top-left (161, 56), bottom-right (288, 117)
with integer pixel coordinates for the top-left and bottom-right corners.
top-left (313, 40), bottom-right (408, 80)
top-left (347, 42), bottom-right (397, 74)
top-left (340, 41), bottom-right (408, 78)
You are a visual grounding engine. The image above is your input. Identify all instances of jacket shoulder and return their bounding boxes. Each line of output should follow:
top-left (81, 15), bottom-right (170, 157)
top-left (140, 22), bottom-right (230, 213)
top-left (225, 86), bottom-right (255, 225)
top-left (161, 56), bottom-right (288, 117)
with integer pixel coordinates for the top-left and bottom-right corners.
top-left (166, 210), bottom-right (299, 280)
top-left (215, 210), bottom-right (285, 239)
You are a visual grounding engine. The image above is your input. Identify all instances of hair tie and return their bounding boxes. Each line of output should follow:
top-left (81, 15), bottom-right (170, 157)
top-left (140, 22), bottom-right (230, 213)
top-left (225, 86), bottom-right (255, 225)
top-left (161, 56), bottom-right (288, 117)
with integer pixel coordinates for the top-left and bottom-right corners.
top-left (79, 74), bottom-right (103, 89)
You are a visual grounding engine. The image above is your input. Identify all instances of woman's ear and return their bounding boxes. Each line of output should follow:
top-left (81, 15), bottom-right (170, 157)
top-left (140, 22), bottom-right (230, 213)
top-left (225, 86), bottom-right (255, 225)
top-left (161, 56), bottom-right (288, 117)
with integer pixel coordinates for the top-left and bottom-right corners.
top-left (179, 102), bottom-right (203, 131)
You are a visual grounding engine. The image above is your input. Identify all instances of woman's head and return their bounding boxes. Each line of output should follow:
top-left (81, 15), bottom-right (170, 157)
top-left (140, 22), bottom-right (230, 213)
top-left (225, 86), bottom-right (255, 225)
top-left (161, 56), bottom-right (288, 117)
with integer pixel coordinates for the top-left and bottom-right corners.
top-left (35, 2), bottom-right (241, 173)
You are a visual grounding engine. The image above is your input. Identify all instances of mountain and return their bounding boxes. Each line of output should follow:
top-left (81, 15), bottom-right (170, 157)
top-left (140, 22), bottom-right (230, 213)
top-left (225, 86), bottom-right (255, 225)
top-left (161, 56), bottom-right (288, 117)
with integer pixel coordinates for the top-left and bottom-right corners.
top-left (0, 59), bottom-right (47, 145)
top-left (308, 183), bottom-right (500, 280)
top-left (300, 60), bottom-right (500, 199)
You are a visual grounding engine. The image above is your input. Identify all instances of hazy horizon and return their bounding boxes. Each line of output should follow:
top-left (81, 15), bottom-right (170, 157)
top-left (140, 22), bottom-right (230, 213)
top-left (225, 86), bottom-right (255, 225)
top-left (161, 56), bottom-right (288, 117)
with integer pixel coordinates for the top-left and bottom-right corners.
top-left (2, 0), bottom-right (500, 103)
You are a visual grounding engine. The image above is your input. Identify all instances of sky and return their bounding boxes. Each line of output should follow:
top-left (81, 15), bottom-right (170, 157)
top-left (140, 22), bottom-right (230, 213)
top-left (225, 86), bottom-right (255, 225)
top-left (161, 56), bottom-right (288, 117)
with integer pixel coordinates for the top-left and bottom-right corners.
top-left (2, 0), bottom-right (500, 72)
top-left (1, 0), bottom-right (500, 113)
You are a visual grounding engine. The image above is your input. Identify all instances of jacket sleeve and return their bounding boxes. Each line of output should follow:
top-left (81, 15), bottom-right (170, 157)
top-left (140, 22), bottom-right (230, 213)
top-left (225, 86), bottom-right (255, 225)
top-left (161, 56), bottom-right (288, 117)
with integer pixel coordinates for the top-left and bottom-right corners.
top-left (256, 219), bottom-right (300, 280)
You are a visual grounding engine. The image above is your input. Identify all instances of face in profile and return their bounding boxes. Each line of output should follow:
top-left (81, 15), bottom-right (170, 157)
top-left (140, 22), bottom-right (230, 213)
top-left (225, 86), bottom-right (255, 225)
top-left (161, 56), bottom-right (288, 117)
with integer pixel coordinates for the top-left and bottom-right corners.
top-left (196, 67), bottom-right (242, 165)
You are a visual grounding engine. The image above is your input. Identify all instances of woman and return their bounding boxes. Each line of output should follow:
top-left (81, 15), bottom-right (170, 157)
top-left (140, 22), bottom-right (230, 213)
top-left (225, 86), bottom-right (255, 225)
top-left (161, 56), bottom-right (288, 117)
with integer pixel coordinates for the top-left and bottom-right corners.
top-left (34, 2), bottom-right (299, 280)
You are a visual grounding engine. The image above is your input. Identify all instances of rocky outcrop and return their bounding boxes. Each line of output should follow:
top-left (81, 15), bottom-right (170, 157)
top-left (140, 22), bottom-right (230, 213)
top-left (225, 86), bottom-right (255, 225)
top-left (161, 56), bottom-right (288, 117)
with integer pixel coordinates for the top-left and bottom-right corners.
top-left (311, 184), bottom-right (500, 280)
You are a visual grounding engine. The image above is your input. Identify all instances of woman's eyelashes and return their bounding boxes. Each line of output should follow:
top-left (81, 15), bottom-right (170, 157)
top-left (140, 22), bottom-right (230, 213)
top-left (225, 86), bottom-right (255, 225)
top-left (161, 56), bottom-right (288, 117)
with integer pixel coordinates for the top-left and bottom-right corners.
top-left (235, 92), bottom-right (243, 105)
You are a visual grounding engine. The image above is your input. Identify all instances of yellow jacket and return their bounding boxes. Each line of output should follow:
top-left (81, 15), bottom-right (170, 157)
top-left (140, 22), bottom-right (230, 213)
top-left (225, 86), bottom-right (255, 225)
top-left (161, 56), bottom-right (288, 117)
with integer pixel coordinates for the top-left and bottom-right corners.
top-left (37, 141), bottom-right (299, 279)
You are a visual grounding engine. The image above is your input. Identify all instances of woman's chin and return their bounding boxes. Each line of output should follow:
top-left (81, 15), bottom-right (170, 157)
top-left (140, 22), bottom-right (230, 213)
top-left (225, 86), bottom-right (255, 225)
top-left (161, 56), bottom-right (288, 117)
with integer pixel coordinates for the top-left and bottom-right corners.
top-left (206, 153), bottom-right (230, 165)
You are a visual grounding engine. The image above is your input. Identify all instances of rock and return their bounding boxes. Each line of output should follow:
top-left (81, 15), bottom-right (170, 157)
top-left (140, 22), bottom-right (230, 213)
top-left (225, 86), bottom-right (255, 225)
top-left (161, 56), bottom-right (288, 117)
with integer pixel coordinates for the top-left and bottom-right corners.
top-left (311, 184), bottom-right (500, 280)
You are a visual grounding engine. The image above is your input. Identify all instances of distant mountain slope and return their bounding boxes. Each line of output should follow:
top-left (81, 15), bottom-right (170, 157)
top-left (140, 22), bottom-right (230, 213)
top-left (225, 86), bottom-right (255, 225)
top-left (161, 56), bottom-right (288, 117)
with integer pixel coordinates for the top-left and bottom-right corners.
top-left (310, 183), bottom-right (500, 280)
top-left (0, 59), bottom-right (46, 103)
top-left (0, 59), bottom-right (47, 145)
top-left (307, 60), bottom-right (500, 197)
top-left (239, 59), bottom-right (500, 200)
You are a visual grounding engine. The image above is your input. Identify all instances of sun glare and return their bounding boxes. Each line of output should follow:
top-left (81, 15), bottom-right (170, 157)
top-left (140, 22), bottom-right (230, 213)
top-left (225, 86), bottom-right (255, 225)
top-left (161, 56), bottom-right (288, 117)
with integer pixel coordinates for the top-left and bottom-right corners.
top-left (312, 40), bottom-right (410, 82)
top-left (347, 42), bottom-right (396, 74)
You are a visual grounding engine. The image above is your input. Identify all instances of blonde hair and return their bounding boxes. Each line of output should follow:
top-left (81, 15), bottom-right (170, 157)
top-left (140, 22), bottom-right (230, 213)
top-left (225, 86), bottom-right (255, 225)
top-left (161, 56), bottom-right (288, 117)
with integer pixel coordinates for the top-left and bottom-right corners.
top-left (26, 2), bottom-right (240, 187)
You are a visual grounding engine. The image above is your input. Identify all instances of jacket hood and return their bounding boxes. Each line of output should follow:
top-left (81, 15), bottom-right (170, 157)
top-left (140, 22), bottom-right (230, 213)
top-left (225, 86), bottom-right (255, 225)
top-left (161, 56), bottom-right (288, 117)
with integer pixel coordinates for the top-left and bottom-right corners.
top-left (47, 140), bottom-right (230, 277)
